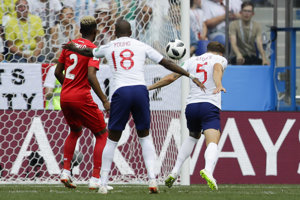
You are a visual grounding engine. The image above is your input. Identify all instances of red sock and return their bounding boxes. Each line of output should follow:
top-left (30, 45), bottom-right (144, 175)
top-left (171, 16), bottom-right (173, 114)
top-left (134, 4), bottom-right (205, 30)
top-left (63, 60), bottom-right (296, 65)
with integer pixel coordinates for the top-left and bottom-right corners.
top-left (63, 130), bottom-right (82, 170)
top-left (92, 132), bottom-right (108, 178)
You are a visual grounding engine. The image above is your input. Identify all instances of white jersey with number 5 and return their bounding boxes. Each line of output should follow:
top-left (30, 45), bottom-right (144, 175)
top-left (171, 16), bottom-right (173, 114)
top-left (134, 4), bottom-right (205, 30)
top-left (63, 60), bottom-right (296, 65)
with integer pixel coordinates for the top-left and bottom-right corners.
top-left (92, 36), bottom-right (163, 94)
top-left (182, 52), bottom-right (228, 109)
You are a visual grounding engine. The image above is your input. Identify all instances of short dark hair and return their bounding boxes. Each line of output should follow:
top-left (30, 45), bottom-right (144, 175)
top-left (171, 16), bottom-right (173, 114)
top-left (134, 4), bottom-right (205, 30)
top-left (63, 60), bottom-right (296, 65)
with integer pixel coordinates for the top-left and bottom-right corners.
top-left (80, 16), bottom-right (97, 36)
top-left (207, 41), bottom-right (225, 54)
top-left (241, 1), bottom-right (254, 11)
top-left (115, 19), bottom-right (131, 37)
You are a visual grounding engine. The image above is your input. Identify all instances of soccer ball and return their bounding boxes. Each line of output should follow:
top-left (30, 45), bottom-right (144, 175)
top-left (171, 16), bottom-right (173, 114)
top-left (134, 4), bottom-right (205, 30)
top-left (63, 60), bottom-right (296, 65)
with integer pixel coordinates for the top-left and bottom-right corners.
top-left (166, 39), bottom-right (186, 60)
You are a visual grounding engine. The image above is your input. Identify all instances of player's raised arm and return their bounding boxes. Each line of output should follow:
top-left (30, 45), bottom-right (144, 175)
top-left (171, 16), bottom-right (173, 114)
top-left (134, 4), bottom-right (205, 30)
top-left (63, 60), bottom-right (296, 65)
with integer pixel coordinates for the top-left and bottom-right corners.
top-left (159, 58), bottom-right (206, 92)
top-left (62, 42), bottom-right (94, 57)
top-left (148, 73), bottom-right (181, 91)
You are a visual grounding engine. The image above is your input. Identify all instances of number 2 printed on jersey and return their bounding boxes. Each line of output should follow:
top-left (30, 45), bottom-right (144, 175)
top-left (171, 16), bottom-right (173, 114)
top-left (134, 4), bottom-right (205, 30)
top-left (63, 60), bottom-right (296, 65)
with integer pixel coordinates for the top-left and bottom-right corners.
top-left (65, 54), bottom-right (77, 80)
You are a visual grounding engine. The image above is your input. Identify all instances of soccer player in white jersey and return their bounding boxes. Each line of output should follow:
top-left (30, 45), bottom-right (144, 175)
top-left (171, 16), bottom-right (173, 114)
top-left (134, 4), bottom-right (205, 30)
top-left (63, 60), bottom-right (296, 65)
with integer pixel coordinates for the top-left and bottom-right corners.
top-left (148, 41), bottom-right (227, 190)
top-left (62, 19), bottom-right (204, 194)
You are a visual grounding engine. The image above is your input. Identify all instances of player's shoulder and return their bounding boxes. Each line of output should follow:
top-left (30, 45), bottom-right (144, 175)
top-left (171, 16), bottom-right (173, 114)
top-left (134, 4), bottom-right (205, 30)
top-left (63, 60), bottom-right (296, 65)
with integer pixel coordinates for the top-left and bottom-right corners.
top-left (73, 38), bottom-right (96, 48)
top-left (212, 54), bottom-right (228, 66)
top-left (186, 56), bottom-right (198, 63)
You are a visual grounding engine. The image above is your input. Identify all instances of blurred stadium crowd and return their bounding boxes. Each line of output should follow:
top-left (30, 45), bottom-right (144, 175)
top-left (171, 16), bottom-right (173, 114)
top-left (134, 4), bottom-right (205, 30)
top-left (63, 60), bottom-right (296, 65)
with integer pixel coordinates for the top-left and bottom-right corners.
top-left (0, 0), bottom-right (282, 64)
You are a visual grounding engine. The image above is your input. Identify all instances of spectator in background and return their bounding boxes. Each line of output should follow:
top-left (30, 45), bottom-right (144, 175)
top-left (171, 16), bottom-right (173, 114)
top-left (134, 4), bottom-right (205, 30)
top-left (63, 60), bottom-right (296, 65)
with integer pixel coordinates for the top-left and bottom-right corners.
top-left (50, 6), bottom-right (80, 62)
top-left (0, 0), bottom-right (17, 26)
top-left (94, 3), bottom-right (114, 46)
top-left (5, 0), bottom-right (45, 63)
top-left (202, 0), bottom-right (242, 45)
top-left (190, 0), bottom-right (207, 41)
top-left (60, 0), bottom-right (95, 24)
top-left (129, 1), bottom-right (158, 46)
top-left (229, 1), bottom-right (269, 65)
top-left (27, 0), bottom-right (62, 29)
top-left (0, 26), bottom-right (5, 61)
top-left (111, 0), bottom-right (137, 21)
top-left (0, 0), bottom-right (17, 62)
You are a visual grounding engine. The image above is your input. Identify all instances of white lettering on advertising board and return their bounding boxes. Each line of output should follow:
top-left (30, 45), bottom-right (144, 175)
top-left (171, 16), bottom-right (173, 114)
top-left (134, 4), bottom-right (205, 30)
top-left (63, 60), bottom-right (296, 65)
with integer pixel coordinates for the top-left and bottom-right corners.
top-left (0, 63), bottom-right (43, 109)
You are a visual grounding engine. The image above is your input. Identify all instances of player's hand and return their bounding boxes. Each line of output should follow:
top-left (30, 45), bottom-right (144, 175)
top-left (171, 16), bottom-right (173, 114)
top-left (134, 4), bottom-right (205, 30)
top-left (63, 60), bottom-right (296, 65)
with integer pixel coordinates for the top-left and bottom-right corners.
top-left (103, 101), bottom-right (110, 112)
top-left (62, 42), bottom-right (76, 51)
top-left (192, 78), bottom-right (206, 92)
top-left (213, 86), bottom-right (226, 94)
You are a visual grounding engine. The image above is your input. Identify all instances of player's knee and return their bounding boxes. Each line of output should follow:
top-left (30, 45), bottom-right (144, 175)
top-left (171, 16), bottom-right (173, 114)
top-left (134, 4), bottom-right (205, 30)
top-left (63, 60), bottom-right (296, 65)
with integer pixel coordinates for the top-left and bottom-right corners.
top-left (137, 129), bottom-right (149, 138)
top-left (108, 130), bottom-right (122, 142)
top-left (94, 128), bottom-right (107, 136)
top-left (189, 131), bottom-right (201, 139)
top-left (70, 127), bottom-right (83, 135)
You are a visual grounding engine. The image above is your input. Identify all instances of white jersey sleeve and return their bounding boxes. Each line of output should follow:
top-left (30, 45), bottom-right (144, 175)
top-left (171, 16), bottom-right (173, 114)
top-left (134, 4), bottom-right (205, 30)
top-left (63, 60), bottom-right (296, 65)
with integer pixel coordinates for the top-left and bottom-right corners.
top-left (92, 44), bottom-right (110, 58)
top-left (144, 43), bottom-right (163, 63)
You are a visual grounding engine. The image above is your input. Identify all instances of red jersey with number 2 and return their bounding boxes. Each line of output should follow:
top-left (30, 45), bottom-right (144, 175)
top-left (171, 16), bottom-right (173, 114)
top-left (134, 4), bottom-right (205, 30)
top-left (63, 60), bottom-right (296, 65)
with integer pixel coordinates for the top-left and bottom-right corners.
top-left (58, 38), bottom-right (100, 102)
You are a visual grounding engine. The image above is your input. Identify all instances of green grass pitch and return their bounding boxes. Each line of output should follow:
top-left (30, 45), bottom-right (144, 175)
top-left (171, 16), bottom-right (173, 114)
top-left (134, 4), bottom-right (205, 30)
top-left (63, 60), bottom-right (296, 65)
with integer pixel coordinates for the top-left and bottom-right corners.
top-left (0, 184), bottom-right (300, 200)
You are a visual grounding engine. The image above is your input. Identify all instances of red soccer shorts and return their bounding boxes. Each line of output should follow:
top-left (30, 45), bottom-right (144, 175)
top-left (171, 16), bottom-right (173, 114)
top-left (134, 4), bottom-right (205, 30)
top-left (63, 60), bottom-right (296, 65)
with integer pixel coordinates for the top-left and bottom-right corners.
top-left (61, 100), bottom-right (106, 134)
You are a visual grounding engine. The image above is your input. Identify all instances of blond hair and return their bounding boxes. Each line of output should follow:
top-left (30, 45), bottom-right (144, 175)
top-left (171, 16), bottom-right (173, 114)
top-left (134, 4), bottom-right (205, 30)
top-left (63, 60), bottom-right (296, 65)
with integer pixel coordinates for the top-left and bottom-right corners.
top-left (80, 16), bottom-right (97, 35)
top-left (80, 16), bottom-right (96, 26)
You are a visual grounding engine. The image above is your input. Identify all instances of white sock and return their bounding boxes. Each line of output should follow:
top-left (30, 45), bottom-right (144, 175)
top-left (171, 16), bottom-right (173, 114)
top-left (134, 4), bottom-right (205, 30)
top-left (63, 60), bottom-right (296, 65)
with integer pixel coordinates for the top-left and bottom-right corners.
top-left (139, 135), bottom-right (156, 180)
top-left (172, 136), bottom-right (198, 175)
top-left (62, 169), bottom-right (71, 176)
top-left (204, 142), bottom-right (218, 174)
top-left (100, 139), bottom-right (117, 186)
top-left (90, 176), bottom-right (99, 182)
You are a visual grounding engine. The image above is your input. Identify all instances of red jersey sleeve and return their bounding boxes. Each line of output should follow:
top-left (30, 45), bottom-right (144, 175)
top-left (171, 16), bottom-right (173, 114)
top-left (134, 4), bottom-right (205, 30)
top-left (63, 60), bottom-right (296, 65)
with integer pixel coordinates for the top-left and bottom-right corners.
top-left (58, 49), bottom-right (66, 64)
top-left (88, 57), bottom-right (100, 70)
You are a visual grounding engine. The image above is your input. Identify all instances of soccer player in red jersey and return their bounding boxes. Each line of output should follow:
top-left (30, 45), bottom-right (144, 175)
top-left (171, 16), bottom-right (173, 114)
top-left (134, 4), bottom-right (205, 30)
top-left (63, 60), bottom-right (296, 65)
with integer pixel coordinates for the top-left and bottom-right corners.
top-left (54, 16), bottom-right (111, 190)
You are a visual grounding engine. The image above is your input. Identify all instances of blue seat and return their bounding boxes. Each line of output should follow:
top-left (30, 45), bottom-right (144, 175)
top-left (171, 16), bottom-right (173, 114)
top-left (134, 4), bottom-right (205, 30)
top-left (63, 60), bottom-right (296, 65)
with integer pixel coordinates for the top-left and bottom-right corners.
top-left (195, 40), bottom-right (210, 56)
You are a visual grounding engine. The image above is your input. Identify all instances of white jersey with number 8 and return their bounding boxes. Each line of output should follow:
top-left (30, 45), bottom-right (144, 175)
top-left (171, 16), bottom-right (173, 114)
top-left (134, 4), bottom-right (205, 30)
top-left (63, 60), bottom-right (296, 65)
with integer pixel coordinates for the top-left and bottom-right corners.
top-left (182, 52), bottom-right (228, 109)
top-left (92, 37), bottom-right (163, 94)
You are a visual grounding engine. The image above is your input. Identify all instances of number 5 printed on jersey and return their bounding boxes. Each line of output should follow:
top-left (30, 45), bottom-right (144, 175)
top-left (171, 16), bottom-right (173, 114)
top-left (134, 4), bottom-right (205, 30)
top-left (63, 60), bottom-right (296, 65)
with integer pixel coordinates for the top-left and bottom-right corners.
top-left (196, 62), bottom-right (207, 84)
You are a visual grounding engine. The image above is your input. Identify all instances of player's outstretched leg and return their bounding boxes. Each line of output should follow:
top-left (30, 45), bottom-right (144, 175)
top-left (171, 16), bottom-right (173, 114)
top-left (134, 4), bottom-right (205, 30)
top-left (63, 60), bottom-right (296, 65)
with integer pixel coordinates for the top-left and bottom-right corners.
top-left (149, 179), bottom-right (159, 194)
top-left (165, 173), bottom-right (178, 188)
top-left (200, 169), bottom-right (218, 190)
top-left (60, 169), bottom-right (77, 189)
